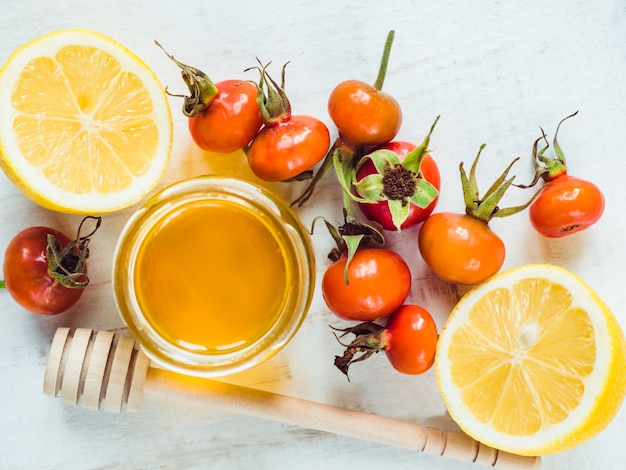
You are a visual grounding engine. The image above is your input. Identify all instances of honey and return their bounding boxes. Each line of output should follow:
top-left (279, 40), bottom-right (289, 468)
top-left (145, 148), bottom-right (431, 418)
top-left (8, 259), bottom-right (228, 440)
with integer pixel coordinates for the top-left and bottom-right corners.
top-left (113, 176), bottom-right (315, 377)
top-left (134, 200), bottom-right (288, 352)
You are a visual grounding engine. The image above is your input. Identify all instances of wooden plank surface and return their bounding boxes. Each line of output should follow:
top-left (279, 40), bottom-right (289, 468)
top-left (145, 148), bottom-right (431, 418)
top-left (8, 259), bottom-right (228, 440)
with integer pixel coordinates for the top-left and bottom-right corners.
top-left (1, 0), bottom-right (625, 469)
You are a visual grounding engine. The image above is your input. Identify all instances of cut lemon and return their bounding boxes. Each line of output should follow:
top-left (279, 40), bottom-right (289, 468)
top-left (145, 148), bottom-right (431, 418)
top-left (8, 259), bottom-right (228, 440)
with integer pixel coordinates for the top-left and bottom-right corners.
top-left (0, 29), bottom-right (172, 214)
top-left (435, 264), bottom-right (626, 456)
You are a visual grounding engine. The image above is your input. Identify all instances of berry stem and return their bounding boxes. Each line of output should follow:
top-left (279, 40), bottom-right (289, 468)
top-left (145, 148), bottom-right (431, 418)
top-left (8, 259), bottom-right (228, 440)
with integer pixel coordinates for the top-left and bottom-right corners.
top-left (291, 138), bottom-right (350, 207)
top-left (373, 30), bottom-right (395, 91)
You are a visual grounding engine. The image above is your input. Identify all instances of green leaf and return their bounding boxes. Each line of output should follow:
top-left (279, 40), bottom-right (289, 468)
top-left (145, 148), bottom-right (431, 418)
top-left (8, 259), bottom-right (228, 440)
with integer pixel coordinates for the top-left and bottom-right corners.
top-left (311, 216), bottom-right (342, 246)
top-left (460, 145), bottom-right (538, 223)
top-left (357, 149), bottom-right (400, 175)
top-left (257, 60), bottom-right (291, 123)
top-left (333, 147), bottom-right (369, 203)
top-left (534, 130), bottom-right (551, 167)
top-left (343, 234), bottom-right (365, 284)
top-left (353, 174), bottom-right (386, 202)
top-left (409, 179), bottom-right (439, 208)
top-left (491, 184), bottom-right (544, 218)
top-left (477, 175), bottom-right (516, 220)
top-left (552, 111), bottom-right (578, 166)
top-left (402, 115), bottom-right (440, 174)
top-left (460, 161), bottom-right (477, 212)
top-left (342, 190), bottom-right (359, 220)
top-left (468, 144), bottom-right (484, 198)
top-left (460, 144), bottom-right (486, 214)
top-left (387, 199), bottom-right (410, 231)
top-left (482, 157), bottom-right (519, 201)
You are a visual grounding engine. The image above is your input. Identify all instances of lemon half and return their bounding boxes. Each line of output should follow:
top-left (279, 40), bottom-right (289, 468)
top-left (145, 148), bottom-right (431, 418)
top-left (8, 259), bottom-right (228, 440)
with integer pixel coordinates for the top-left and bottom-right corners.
top-left (435, 264), bottom-right (626, 456)
top-left (0, 29), bottom-right (173, 214)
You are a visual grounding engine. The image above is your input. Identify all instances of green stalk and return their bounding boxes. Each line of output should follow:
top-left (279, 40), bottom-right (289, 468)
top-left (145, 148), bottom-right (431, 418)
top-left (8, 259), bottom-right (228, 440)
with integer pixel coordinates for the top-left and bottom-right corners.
top-left (0, 280), bottom-right (5, 289)
top-left (291, 139), bottom-right (346, 207)
top-left (373, 30), bottom-right (395, 91)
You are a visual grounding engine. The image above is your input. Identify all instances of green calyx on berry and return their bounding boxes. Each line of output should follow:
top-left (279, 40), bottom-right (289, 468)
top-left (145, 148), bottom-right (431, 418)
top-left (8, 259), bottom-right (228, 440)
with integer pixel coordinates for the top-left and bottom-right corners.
top-left (245, 59), bottom-right (292, 125)
top-left (311, 210), bottom-right (384, 284)
top-left (524, 111), bottom-right (578, 188)
top-left (462, 144), bottom-right (539, 224)
top-left (46, 216), bottom-right (102, 289)
top-left (331, 322), bottom-right (389, 381)
top-left (155, 41), bottom-right (219, 118)
top-left (348, 115), bottom-right (441, 231)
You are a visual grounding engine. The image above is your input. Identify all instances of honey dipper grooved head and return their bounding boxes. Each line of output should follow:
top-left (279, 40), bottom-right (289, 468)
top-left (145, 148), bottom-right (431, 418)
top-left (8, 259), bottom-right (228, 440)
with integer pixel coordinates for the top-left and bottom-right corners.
top-left (43, 327), bottom-right (151, 412)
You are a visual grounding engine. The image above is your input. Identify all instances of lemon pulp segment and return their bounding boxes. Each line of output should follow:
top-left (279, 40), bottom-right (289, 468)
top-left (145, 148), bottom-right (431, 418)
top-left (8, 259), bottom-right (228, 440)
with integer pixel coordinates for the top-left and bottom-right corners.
top-left (0, 29), bottom-right (172, 213)
top-left (435, 264), bottom-right (626, 455)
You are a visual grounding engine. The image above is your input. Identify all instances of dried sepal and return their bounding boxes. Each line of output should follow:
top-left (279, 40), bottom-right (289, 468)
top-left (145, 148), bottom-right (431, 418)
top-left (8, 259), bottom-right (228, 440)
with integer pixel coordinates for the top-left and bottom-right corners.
top-left (155, 41), bottom-right (219, 117)
top-left (535, 111), bottom-right (577, 182)
top-left (330, 322), bottom-right (387, 381)
top-left (311, 210), bottom-right (384, 284)
top-left (245, 59), bottom-right (291, 125)
top-left (517, 111), bottom-right (579, 190)
top-left (46, 216), bottom-right (102, 289)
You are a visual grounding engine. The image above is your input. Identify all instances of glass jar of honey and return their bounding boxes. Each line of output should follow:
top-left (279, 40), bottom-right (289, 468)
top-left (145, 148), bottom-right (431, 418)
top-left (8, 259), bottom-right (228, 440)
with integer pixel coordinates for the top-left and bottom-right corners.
top-left (112, 176), bottom-right (315, 377)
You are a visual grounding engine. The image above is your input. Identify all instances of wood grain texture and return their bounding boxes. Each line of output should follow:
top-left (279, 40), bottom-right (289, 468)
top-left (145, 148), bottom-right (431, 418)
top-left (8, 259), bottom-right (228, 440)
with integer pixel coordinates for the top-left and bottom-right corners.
top-left (1, 0), bottom-right (626, 469)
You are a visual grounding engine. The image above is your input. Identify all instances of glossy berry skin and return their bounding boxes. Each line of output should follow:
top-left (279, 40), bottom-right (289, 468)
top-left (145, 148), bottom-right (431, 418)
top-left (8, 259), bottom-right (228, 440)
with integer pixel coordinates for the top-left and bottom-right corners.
top-left (418, 212), bottom-right (505, 285)
top-left (529, 175), bottom-right (605, 238)
top-left (246, 115), bottom-right (330, 181)
top-left (188, 80), bottom-right (262, 153)
top-left (328, 79), bottom-right (401, 148)
top-left (384, 304), bottom-right (438, 375)
top-left (3, 227), bottom-right (85, 315)
top-left (322, 248), bottom-right (411, 321)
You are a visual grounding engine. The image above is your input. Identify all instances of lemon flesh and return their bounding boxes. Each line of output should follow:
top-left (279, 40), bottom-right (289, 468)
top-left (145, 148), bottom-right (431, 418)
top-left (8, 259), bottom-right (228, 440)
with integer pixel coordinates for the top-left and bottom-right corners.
top-left (0, 29), bottom-right (172, 214)
top-left (435, 264), bottom-right (626, 456)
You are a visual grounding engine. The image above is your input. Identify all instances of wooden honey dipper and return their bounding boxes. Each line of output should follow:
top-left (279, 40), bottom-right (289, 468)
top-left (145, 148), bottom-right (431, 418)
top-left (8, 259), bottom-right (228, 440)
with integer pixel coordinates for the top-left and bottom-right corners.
top-left (43, 327), bottom-right (541, 469)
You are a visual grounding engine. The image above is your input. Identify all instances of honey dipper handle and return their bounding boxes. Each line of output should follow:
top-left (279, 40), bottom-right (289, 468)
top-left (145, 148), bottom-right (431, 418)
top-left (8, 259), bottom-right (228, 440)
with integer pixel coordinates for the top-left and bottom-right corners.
top-left (145, 369), bottom-right (541, 470)
top-left (43, 328), bottom-right (539, 469)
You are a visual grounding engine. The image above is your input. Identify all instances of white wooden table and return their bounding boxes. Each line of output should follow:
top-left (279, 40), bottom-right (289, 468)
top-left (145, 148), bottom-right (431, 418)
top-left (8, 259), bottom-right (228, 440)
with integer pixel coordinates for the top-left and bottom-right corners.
top-left (1, 1), bottom-right (625, 468)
